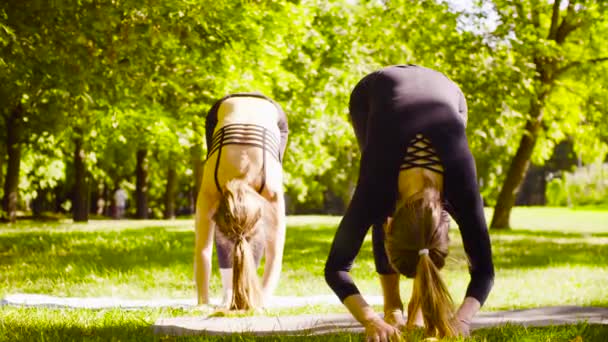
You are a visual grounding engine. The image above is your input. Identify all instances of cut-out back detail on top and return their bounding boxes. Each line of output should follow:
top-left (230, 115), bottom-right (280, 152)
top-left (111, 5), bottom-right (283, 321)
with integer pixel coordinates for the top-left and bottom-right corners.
top-left (400, 134), bottom-right (443, 174)
top-left (207, 123), bottom-right (281, 193)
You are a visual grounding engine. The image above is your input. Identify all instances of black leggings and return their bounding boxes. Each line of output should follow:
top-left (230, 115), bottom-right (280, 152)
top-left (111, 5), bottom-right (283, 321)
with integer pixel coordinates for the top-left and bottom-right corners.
top-left (205, 92), bottom-right (288, 269)
top-left (349, 103), bottom-right (396, 275)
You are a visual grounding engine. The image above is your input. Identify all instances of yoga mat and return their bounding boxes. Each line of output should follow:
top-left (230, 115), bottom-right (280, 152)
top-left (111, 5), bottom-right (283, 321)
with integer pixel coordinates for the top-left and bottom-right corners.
top-left (152, 306), bottom-right (608, 336)
top-left (0, 293), bottom-right (381, 309)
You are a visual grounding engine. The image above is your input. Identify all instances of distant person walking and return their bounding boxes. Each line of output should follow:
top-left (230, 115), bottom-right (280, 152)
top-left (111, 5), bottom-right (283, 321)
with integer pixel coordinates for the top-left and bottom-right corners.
top-left (113, 187), bottom-right (127, 219)
top-left (194, 92), bottom-right (289, 310)
top-left (325, 65), bottom-right (494, 341)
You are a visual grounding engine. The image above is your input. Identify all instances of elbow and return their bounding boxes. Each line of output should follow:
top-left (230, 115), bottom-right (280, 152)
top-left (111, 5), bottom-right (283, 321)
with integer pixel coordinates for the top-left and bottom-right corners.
top-left (199, 248), bottom-right (213, 264)
top-left (324, 261), bottom-right (344, 290)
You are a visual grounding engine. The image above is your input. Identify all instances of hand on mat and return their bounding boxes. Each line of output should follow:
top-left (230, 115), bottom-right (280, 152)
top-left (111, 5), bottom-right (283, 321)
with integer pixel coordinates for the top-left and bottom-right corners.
top-left (383, 309), bottom-right (406, 330)
top-left (364, 317), bottom-right (401, 342)
top-left (454, 317), bottom-right (471, 337)
top-left (193, 303), bottom-right (215, 314)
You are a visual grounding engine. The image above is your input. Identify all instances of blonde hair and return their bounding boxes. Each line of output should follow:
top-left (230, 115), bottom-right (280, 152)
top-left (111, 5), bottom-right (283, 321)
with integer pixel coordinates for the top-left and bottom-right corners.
top-left (213, 179), bottom-right (268, 310)
top-left (384, 184), bottom-right (457, 337)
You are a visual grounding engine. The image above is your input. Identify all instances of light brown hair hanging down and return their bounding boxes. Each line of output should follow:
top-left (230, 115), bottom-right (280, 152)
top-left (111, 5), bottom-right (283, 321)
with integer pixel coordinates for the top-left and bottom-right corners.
top-left (213, 179), bottom-right (269, 310)
top-left (384, 181), bottom-right (457, 337)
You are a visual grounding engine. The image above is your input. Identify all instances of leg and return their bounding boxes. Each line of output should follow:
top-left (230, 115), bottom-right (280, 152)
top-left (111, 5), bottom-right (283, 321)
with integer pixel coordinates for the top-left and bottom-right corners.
top-left (215, 229), bottom-right (265, 306)
top-left (372, 222), bottom-right (404, 328)
top-left (205, 98), bottom-right (222, 153)
top-left (218, 268), bottom-right (233, 307)
top-left (348, 79), bottom-right (372, 150)
top-left (407, 288), bottom-right (424, 329)
top-left (457, 88), bottom-right (468, 127)
top-left (214, 231), bottom-right (234, 306)
top-left (380, 274), bottom-right (405, 329)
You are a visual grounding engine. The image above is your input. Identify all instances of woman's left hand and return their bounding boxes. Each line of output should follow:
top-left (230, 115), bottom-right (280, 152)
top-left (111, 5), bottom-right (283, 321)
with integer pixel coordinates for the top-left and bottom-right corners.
top-left (455, 297), bottom-right (480, 336)
top-left (454, 317), bottom-right (471, 337)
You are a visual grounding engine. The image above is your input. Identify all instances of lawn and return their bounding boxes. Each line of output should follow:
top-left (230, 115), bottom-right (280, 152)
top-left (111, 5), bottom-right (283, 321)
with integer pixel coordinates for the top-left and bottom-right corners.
top-left (0, 207), bottom-right (607, 341)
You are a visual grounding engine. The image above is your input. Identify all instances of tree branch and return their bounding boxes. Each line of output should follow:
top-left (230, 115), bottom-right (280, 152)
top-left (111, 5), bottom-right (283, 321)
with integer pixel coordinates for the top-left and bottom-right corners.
top-left (548, 0), bottom-right (562, 40)
top-left (556, 57), bottom-right (608, 76)
top-left (555, 1), bottom-right (583, 44)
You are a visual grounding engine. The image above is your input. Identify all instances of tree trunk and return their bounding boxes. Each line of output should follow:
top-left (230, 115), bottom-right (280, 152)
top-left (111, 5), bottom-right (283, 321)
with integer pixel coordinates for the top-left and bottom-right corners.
top-left (135, 148), bottom-right (149, 219)
top-left (491, 106), bottom-right (544, 229)
top-left (163, 164), bottom-right (177, 219)
top-left (73, 137), bottom-right (89, 222)
top-left (3, 105), bottom-right (23, 223)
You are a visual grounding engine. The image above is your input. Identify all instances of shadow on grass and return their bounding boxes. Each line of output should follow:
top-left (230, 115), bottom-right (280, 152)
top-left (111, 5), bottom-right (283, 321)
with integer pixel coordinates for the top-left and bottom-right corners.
top-left (0, 228), bottom-right (195, 275)
top-left (491, 228), bottom-right (608, 238)
top-left (1, 220), bottom-right (605, 284)
top-left (281, 223), bottom-right (336, 266)
top-left (0, 223), bottom-right (338, 282)
top-left (487, 230), bottom-right (608, 270)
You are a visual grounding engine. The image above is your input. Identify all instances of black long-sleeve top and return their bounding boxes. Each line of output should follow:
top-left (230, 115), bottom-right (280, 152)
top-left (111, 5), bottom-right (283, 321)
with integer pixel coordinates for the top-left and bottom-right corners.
top-left (324, 65), bottom-right (494, 306)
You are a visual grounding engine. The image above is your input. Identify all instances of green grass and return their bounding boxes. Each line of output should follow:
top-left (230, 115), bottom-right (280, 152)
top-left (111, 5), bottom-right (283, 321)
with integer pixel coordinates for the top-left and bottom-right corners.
top-left (1, 207), bottom-right (607, 341)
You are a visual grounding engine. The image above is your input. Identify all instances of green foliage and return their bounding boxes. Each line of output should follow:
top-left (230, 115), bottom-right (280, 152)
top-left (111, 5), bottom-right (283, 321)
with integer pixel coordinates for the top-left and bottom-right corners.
top-left (1, 0), bottom-right (608, 214)
top-left (19, 137), bottom-right (66, 204)
top-left (546, 163), bottom-right (608, 208)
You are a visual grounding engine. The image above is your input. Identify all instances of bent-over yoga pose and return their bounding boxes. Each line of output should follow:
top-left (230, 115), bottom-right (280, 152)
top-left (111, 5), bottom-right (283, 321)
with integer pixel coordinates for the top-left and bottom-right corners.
top-left (325, 65), bottom-right (494, 340)
top-left (195, 92), bottom-right (288, 310)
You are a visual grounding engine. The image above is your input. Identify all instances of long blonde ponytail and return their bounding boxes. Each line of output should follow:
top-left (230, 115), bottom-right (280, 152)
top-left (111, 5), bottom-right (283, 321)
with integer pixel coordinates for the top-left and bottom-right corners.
top-left (385, 183), bottom-right (456, 337)
top-left (407, 253), bottom-right (457, 337)
top-left (214, 179), bottom-right (265, 310)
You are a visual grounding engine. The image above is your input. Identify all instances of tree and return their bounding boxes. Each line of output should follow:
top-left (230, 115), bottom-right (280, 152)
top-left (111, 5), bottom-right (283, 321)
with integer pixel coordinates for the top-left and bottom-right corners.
top-left (484, 0), bottom-right (608, 228)
top-left (0, 1), bottom-right (76, 221)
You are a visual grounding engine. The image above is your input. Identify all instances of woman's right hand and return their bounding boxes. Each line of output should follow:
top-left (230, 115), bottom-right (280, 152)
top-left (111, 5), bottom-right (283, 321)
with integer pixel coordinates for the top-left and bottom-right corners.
top-left (384, 309), bottom-right (406, 330)
top-left (363, 317), bottom-right (401, 342)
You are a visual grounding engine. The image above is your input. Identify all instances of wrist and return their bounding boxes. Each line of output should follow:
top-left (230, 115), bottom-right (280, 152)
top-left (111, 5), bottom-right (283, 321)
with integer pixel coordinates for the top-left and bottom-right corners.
top-left (457, 297), bottom-right (480, 322)
top-left (363, 314), bottom-right (384, 328)
top-left (383, 301), bottom-right (404, 312)
top-left (384, 307), bottom-right (404, 318)
top-left (458, 317), bottom-right (471, 326)
top-left (360, 306), bottom-right (382, 327)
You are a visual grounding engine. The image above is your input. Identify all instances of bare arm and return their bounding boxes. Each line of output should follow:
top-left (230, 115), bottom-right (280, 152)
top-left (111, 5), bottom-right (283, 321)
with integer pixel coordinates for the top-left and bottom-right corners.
top-left (194, 184), bottom-right (218, 305)
top-left (261, 190), bottom-right (286, 300)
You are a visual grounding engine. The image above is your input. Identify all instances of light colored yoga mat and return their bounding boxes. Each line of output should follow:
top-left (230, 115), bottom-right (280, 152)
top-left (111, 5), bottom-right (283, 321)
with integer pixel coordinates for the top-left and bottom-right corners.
top-left (0, 293), bottom-right (381, 309)
top-left (152, 306), bottom-right (608, 336)
top-left (3, 294), bottom-right (606, 336)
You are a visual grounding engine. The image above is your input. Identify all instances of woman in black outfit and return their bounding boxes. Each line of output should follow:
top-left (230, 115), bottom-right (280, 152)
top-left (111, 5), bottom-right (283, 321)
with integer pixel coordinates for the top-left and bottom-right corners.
top-left (324, 65), bottom-right (494, 341)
